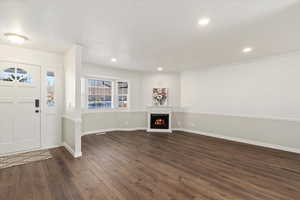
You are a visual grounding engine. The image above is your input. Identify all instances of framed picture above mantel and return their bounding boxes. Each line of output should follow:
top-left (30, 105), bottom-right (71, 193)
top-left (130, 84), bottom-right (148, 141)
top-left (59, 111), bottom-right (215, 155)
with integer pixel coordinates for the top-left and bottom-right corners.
top-left (152, 88), bottom-right (168, 106)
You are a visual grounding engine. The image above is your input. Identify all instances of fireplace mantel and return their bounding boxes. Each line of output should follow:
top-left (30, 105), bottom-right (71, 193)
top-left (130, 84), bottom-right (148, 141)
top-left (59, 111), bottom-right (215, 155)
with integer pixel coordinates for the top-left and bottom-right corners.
top-left (147, 106), bottom-right (172, 133)
top-left (146, 106), bottom-right (173, 112)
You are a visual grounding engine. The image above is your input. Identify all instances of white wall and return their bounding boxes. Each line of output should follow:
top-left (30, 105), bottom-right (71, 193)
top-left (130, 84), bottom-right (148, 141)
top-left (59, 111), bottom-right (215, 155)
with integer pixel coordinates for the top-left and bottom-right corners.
top-left (81, 49), bottom-right (300, 152)
top-left (64, 48), bottom-right (76, 112)
top-left (83, 64), bottom-right (143, 110)
top-left (81, 64), bottom-right (181, 134)
top-left (179, 52), bottom-right (300, 152)
top-left (82, 112), bottom-right (147, 133)
top-left (0, 44), bottom-right (64, 148)
top-left (181, 52), bottom-right (300, 120)
top-left (64, 45), bottom-right (82, 115)
top-left (82, 64), bottom-right (181, 110)
top-left (0, 44), bottom-right (63, 67)
top-left (141, 72), bottom-right (181, 108)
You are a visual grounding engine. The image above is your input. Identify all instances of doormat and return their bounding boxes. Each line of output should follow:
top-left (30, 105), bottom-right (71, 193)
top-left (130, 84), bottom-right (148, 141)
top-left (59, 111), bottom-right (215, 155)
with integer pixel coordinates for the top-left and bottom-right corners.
top-left (0, 150), bottom-right (52, 169)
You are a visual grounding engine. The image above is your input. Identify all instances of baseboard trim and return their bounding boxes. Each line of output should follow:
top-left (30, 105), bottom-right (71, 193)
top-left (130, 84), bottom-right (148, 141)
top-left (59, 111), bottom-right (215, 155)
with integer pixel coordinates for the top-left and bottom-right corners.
top-left (62, 115), bottom-right (82, 123)
top-left (41, 144), bottom-right (62, 150)
top-left (175, 128), bottom-right (300, 154)
top-left (83, 127), bottom-right (300, 154)
top-left (147, 129), bottom-right (172, 133)
top-left (83, 127), bottom-right (147, 136)
top-left (0, 144), bottom-right (63, 157)
top-left (63, 142), bottom-right (82, 158)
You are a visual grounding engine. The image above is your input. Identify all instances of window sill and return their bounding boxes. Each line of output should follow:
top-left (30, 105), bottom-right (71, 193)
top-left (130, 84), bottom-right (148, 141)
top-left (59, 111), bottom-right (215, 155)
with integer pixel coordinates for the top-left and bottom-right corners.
top-left (82, 108), bottom-right (144, 114)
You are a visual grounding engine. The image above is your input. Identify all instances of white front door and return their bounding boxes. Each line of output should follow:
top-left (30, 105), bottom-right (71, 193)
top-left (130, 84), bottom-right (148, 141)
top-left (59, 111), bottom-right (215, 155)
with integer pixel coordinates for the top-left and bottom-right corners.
top-left (0, 62), bottom-right (41, 155)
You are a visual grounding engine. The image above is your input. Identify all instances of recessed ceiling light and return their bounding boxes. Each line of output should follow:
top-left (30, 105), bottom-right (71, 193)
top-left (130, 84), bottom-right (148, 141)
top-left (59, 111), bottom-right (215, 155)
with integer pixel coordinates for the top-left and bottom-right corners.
top-left (198, 17), bottom-right (211, 26)
top-left (4, 33), bottom-right (28, 44)
top-left (157, 67), bottom-right (163, 71)
top-left (111, 58), bottom-right (117, 62)
top-left (242, 47), bottom-right (253, 53)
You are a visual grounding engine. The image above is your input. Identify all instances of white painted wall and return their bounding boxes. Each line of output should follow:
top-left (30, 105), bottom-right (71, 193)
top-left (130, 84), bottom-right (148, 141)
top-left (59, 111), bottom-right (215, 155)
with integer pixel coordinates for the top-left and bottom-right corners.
top-left (81, 64), bottom-right (181, 134)
top-left (179, 52), bottom-right (300, 152)
top-left (82, 64), bottom-right (181, 110)
top-left (141, 72), bottom-right (181, 108)
top-left (0, 44), bottom-right (64, 149)
top-left (181, 52), bottom-right (300, 120)
top-left (83, 64), bottom-right (143, 110)
top-left (64, 45), bottom-right (82, 115)
top-left (0, 44), bottom-right (63, 67)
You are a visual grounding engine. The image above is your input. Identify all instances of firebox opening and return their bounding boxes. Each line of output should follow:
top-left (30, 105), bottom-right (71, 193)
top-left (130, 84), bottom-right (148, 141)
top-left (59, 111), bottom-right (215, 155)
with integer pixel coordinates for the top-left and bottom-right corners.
top-left (150, 114), bottom-right (169, 129)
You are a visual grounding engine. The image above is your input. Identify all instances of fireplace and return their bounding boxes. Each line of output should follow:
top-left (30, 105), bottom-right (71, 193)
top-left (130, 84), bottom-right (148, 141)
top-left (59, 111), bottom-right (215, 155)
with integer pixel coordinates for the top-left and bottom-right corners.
top-left (147, 107), bottom-right (172, 133)
top-left (150, 114), bottom-right (169, 129)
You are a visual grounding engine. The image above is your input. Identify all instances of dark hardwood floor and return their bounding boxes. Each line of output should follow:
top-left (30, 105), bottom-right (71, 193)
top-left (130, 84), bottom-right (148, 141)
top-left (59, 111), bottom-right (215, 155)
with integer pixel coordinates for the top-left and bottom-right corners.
top-left (1, 131), bottom-right (300, 200)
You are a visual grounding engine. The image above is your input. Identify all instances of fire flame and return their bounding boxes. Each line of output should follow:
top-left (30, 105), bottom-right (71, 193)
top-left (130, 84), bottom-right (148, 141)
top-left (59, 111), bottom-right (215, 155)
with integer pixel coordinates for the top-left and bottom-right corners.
top-left (154, 119), bottom-right (165, 125)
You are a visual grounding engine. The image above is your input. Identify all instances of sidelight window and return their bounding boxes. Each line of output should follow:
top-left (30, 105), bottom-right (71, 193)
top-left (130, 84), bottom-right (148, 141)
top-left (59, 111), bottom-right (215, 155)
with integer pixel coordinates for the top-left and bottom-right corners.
top-left (46, 71), bottom-right (55, 107)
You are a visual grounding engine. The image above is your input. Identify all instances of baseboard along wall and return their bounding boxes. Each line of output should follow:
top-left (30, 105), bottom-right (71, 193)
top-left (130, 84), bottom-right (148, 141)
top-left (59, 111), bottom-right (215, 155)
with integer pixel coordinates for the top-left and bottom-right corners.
top-left (81, 112), bottom-right (300, 155)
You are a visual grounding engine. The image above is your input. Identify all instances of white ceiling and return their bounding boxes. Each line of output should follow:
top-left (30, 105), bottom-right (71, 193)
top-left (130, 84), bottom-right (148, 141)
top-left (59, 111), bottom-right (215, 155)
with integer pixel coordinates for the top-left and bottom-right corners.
top-left (0, 0), bottom-right (300, 71)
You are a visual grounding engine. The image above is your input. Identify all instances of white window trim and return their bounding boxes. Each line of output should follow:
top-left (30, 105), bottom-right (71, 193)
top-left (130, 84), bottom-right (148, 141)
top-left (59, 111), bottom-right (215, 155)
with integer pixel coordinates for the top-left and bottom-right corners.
top-left (84, 77), bottom-right (130, 112)
top-left (45, 69), bottom-right (58, 114)
top-left (116, 80), bottom-right (130, 110)
top-left (85, 77), bottom-right (114, 110)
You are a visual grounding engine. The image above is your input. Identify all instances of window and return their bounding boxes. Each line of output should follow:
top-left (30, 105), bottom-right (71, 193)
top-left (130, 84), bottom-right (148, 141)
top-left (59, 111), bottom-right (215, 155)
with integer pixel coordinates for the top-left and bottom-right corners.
top-left (16, 68), bottom-right (32, 83)
top-left (0, 68), bottom-right (15, 82)
top-left (117, 81), bottom-right (129, 108)
top-left (87, 79), bottom-right (113, 109)
top-left (47, 71), bottom-right (55, 107)
top-left (0, 67), bottom-right (32, 83)
top-left (86, 78), bottom-right (129, 110)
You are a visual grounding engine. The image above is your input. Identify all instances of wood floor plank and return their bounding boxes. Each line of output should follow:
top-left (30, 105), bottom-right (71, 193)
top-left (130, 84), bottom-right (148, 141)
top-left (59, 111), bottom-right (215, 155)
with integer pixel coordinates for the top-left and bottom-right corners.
top-left (1, 130), bottom-right (300, 200)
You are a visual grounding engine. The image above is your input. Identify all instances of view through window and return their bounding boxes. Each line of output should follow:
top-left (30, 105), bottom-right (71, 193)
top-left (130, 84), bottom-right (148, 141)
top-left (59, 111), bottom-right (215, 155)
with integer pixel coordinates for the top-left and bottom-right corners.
top-left (87, 79), bottom-right (129, 109)
top-left (87, 79), bottom-right (113, 109)
top-left (117, 81), bottom-right (129, 108)
top-left (47, 71), bottom-right (55, 107)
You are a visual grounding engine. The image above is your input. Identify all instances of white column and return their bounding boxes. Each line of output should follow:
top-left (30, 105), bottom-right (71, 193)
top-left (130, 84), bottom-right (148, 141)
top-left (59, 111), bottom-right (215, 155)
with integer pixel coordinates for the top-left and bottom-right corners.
top-left (62, 44), bottom-right (83, 158)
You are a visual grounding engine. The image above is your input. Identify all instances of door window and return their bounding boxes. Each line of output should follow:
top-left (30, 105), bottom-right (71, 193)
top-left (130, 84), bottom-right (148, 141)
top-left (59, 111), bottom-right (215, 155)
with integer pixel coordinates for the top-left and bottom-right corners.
top-left (0, 67), bottom-right (32, 83)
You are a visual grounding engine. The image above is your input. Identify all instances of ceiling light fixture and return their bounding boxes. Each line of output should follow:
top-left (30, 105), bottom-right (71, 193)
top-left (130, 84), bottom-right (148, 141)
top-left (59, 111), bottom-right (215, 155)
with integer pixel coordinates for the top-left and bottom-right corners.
top-left (242, 47), bottom-right (253, 53)
top-left (157, 67), bottom-right (163, 71)
top-left (4, 33), bottom-right (28, 44)
top-left (198, 17), bottom-right (211, 26)
top-left (111, 58), bottom-right (117, 62)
